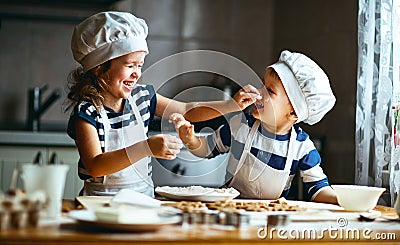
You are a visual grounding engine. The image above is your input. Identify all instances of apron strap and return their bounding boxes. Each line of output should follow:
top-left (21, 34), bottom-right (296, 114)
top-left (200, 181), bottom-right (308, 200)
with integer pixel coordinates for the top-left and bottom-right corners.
top-left (284, 127), bottom-right (297, 172)
top-left (98, 107), bottom-right (109, 185)
top-left (127, 96), bottom-right (146, 134)
top-left (233, 120), bottom-right (260, 176)
top-left (100, 96), bottom-right (146, 137)
top-left (250, 127), bottom-right (295, 187)
top-left (235, 123), bottom-right (297, 181)
top-left (125, 96), bottom-right (152, 183)
top-left (99, 106), bottom-right (110, 132)
top-left (98, 96), bottom-right (149, 185)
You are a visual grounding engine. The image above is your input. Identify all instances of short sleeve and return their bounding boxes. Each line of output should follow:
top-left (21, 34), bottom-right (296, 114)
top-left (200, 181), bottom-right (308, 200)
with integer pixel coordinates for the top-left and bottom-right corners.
top-left (67, 102), bottom-right (99, 140)
top-left (205, 122), bottom-right (231, 158)
top-left (146, 85), bottom-right (157, 121)
top-left (300, 149), bottom-right (330, 200)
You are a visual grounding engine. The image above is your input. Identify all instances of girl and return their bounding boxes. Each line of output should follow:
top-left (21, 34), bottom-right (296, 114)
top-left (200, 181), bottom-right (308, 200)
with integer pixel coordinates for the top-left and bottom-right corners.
top-left (66, 11), bottom-right (260, 197)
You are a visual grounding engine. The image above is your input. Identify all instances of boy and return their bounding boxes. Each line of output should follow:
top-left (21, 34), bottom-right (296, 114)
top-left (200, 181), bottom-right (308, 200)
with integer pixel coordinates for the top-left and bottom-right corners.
top-left (170, 50), bottom-right (338, 204)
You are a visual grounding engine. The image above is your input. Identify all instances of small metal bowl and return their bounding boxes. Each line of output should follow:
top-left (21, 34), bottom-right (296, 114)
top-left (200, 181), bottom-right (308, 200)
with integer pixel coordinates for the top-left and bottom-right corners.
top-left (267, 214), bottom-right (290, 226)
top-left (217, 211), bottom-right (250, 227)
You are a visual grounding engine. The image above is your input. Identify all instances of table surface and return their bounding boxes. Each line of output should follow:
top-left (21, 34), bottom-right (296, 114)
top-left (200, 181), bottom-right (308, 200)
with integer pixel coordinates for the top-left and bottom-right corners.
top-left (1, 199), bottom-right (399, 244)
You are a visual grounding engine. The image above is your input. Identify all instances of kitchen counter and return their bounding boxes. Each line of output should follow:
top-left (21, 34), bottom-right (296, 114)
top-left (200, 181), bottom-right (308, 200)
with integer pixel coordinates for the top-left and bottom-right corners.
top-left (1, 199), bottom-right (399, 244)
top-left (0, 130), bottom-right (169, 147)
top-left (0, 131), bottom-right (75, 147)
top-left (0, 129), bottom-right (199, 147)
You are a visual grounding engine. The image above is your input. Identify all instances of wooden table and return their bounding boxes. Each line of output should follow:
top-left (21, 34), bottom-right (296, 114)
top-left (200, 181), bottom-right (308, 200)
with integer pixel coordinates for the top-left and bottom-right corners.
top-left (1, 200), bottom-right (399, 244)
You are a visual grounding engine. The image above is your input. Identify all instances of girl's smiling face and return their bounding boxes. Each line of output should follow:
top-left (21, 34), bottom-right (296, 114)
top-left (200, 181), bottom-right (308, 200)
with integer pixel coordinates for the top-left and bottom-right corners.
top-left (252, 68), bottom-right (296, 134)
top-left (102, 51), bottom-right (146, 111)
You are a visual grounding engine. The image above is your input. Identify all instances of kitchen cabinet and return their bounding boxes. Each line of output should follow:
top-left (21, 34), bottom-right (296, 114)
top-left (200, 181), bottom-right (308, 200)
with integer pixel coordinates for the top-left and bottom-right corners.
top-left (0, 145), bottom-right (83, 199)
top-left (152, 148), bottom-right (229, 188)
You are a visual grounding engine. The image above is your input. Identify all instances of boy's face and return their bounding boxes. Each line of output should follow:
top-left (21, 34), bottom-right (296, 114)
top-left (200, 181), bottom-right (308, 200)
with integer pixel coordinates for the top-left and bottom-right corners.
top-left (252, 68), bottom-right (296, 133)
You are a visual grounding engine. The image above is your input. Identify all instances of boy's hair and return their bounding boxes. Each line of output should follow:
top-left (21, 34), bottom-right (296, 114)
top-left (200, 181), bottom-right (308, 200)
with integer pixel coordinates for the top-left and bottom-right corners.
top-left (268, 50), bottom-right (335, 125)
top-left (266, 67), bottom-right (280, 80)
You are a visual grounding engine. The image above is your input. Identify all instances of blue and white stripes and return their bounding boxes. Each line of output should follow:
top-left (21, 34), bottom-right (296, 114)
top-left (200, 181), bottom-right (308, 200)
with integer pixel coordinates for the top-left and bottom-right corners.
top-left (206, 113), bottom-right (330, 201)
top-left (67, 84), bottom-right (156, 181)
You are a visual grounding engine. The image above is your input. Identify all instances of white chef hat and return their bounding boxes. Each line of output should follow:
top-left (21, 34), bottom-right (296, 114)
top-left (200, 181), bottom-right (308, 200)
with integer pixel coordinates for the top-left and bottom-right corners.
top-left (269, 50), bottom-right (336, 125)
top-left (71, 11), bottom-right (149, 72)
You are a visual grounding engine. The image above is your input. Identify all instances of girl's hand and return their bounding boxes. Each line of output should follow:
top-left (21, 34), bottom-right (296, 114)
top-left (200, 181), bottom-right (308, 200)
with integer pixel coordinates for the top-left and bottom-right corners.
top-left (232, 84), bottom-right (262, 110)
top-left (169, 113), bottom-right (196, 145)
top-left (147, 134), bottom-right (183, 160)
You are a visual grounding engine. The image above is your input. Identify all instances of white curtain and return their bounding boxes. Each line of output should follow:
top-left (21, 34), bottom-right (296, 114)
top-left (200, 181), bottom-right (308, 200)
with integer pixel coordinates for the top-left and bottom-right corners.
top-left (356, 0), bottom-right (400, 206)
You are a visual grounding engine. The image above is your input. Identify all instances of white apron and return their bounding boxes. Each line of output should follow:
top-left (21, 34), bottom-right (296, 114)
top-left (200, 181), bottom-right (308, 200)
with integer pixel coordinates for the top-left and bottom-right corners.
top-left (228, 120), bottom-right (297, 199)
top-left (83, 96), bottom-right (154, 197)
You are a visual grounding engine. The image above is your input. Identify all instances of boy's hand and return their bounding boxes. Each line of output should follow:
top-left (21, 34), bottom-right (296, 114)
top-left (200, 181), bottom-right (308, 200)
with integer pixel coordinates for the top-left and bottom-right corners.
top-left (169, 113), bottom-right (196, 146)
top-left (147, 134), bottom-right (183, 160)
top-left (232, 84), bottom-right (262, 110)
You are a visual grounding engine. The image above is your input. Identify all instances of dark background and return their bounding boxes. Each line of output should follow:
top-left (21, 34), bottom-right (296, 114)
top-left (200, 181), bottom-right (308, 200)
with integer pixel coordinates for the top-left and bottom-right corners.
top-left (0, 0), bottom-right (358, 194)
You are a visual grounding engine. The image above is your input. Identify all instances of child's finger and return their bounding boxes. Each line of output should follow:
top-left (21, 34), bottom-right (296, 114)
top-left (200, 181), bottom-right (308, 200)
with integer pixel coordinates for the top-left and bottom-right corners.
top-left (238, 92), bottom-right (260, 104)
top-left (165, 154), bottom-right (177, 160)
top-left (236, 86), bottom-right (261, 104)
top-left (168, 115), bottom-right (174, 123)
top-left (248, 92), bottom-right (262, 101)
top-left (176, 121), bottom-right (191, 130)
top-left (168, 148), bottom-right (181, 155)
top-left (167, 142), bottom-right (183, 155)
top-left (187, 125), bottom-right (194, 134)
top-left (168, 113), bottom-right (185, 123)
top-left (169, 114), bottom-right (191, 130)
top-left (178, 124), bottom-right (193, 137)
top-left (176, 118), bottom-right (192, 128)
top-left (244, 88), bottom-right (262, 101)
top-left (243, 85), bottom-right (261, 97)
top-left (163, 136), bottom-right (183, 155)
top-left (168, 135), bottom-right (183, 145)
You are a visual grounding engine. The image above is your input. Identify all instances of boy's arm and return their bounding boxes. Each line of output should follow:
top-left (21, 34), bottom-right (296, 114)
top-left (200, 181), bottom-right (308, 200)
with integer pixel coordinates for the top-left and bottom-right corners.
top-left (169, 113), bottom-right (210, 158)
top-left (299, 144), bottom-right (338, 204)
top-left (155, 85), bottom-right (261, 122)
top-left (313, 187), bottom-right (338, 204)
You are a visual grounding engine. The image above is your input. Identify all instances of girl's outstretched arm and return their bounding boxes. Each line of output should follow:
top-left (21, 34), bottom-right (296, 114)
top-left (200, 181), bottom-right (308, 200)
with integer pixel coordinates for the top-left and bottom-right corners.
top-left (155, 84), bottom-right (261, 122)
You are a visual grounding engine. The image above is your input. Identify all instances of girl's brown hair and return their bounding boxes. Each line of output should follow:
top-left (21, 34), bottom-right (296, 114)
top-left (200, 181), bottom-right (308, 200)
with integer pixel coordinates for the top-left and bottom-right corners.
top-left (65, 61), bottom-right (111, 112)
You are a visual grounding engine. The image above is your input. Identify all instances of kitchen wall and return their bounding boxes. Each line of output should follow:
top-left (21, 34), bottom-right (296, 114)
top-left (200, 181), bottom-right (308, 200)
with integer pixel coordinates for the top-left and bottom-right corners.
top-left (0, 1), bottom-right (358, 186)
top-left (273, 1), bottom-right (358, 186)
top-left (0, 2), bottom-right (110, 130)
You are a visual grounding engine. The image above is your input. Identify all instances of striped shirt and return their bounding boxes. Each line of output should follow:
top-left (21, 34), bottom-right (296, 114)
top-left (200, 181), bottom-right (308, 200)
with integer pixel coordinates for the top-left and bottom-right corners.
top-left (205, 113), bottom-right (330, 201)
top-left (67, 84), bottom-right (157, 180)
